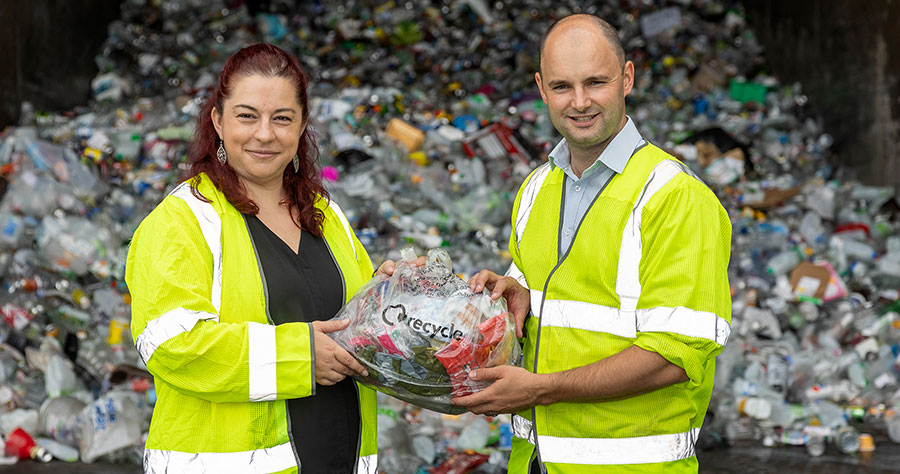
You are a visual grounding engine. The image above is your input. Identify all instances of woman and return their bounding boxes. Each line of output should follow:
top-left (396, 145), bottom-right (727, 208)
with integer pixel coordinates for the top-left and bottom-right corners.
top-left (126, 43), bottom-right (392, 474)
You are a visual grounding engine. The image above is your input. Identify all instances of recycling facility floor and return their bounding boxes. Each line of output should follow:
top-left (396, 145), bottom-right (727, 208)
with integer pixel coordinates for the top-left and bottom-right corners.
top-left (6, 434), bottom-right (900, 474)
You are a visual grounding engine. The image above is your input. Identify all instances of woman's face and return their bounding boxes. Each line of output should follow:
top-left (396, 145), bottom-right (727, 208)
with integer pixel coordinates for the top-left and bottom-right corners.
top-left (212, 74), bottom-right (306, 190)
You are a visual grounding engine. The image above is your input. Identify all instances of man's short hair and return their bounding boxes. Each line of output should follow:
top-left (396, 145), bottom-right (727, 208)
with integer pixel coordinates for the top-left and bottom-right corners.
top-left (539, 14), bottom-right (626, 72)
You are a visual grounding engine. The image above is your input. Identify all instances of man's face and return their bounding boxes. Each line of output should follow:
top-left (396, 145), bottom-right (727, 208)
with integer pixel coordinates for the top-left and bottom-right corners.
top-left (536, 24), bottom-right (634, 156)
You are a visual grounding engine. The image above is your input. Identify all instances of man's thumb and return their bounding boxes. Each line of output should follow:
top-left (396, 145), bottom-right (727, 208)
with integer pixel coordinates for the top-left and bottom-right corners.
top-left (469, 367), bottom-right (498, 381)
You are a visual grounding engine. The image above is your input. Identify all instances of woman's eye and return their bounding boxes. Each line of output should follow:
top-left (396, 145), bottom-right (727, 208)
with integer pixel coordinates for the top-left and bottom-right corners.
top-left (237, 113), bottom-right (255, 119)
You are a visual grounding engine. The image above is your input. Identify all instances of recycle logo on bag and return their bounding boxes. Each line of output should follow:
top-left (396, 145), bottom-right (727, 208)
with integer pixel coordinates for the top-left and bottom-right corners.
top-left (380, 303), bottom-right (466, 342)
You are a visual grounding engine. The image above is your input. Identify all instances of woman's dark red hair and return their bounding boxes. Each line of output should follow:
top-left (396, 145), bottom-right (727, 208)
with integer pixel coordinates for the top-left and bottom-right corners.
top-left (188, 43), bottom-right (330, 237)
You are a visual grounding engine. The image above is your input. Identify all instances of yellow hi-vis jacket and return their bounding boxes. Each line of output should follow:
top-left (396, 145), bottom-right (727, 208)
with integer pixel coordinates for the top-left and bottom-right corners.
top-left (126, 173), bottom-right (378, 474)
top-left (506, 143), bottom-right (732, 473)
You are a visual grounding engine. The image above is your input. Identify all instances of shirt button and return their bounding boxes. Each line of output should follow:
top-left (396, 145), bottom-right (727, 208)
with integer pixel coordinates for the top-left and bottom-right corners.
top-left (564, 228), bottom-right (572, 236)
top-left (574, 185), bottom-right (582, 192)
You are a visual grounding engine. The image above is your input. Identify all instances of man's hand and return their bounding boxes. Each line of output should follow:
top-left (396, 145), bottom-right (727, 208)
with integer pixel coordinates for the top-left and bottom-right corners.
top-left (311, 319), bottom-right (368, 385)
top-left (451, 366), bottom-right (548, 415)
top-left (375, 256), bottom-right (427, 277)
top-left (468, 270), bottom-right (531, 338)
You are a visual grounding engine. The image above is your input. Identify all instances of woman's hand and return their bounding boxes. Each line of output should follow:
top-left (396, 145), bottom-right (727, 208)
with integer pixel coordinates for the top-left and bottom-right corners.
top-left (375, 256), bottom-right (427, 277)
top-left (311, 319), bottom-right (368, 385)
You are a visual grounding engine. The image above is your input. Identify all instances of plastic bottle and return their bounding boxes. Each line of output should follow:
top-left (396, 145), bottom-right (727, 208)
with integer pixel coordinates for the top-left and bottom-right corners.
top-left (737, 396), bottom-right (772, 420)
top-left (76, 391), bottom-right (143, 463)
top-left (887, 412), bottom-right (900, 444)
top-left (766, 353), bottom-right (789, 393)
top-left (766, 249), bottom-right (800, 275)
top-left (805, 433), bottom-right (826, 457)
top-left (831, 236), bottom-right (877, 262)
top-left (3, 428), bottom-right (52, 462)
top-left (833, 425), bottom-right (861, 454)
top-left (741, 306), bottom-right (782, 339)
top-left (798, 212), bottom-right (827, 247)
top-left (39, 395), bottom-right (87, 447)
top-left (455, 416), bottom-right (491, 451)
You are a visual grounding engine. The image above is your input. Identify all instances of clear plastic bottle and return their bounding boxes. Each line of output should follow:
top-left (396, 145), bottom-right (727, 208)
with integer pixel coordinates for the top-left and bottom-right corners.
top-left (766, 249), bottom-right (800, 275)
top-left (833, 425), bottom-right (861, 454)
top-left (887, 412), bottom-right (900, 444)
top-left (806, 433), bottom-right (826, 457)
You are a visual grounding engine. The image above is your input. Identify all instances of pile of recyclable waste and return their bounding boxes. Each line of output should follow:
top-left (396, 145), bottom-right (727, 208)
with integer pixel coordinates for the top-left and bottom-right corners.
top-left (0, 0), bottom-right (897, 469)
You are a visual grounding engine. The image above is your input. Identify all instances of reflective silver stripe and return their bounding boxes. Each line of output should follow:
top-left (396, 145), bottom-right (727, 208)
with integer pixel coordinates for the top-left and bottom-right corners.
top-left (136, 308), bottom-right (218, 365)
top-left (171, 182), bottom-right (223, 313)
top-left (615, 160), bottom-right (682, 312)
top-left (529, 289), bottom-right (544, 318)
top-left (512, 414), bottom-right (536, 444)
top-left (514, 163), bottom-right (552, 245)
top-left (637, 306), bottom-right (730, 346)
top-left (511, 416), bottom-right (698, 465)
top-left (537, 296), bottom-right (637, 339)
top-left (248, 322), bottom-right (277, 402)
top-left (529, 295), bottom-right (731, 345)
top-left (356, 454), bottom-right (378, 474)
top-left (505, 261), bottom-right (528, 289)
top-left (539, 429), bottom-right (699, 465)
top-left (328, 200), bottom-right (357, 260)
top-left (143, 441), bottom-right (296, 474)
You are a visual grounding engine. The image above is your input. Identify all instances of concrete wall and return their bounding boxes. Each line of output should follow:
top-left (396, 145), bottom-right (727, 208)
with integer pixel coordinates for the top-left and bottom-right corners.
top-left (0, 0), bottom-right (121, 129)
top-left (743, 0), bottom-right (900, 187)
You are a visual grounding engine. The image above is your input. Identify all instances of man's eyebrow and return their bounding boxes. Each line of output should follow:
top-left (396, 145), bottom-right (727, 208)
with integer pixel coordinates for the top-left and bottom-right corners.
top-left (584, 74), bottom-right (614, 82)
top-left (547, 79), bottom-right (570, 88)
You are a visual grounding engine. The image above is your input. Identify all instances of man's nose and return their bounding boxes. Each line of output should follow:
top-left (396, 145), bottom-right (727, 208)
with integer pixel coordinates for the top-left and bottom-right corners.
top-left (572, 87), bottom-right (591, 111)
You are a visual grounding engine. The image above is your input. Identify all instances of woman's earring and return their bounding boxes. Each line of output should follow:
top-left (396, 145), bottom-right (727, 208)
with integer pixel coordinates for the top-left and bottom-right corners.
top-left (217, 140), bottom-right (227, 164)
top-left (292, 154), bottom-right (299, 173)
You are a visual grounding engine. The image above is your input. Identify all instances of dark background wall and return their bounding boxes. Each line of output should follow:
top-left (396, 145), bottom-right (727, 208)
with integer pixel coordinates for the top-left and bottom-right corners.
top-left (1, 0), bottom-right (898, 186)
top-left (743, 0), bottom-right (900, 187)
top-left (0, 0), bottom-right (121, 129)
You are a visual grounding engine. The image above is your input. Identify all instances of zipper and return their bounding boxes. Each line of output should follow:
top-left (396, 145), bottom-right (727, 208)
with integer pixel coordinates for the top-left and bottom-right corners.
top-left (321, 235), bottom-right (362, 470)
top-left (529, 170), bottom-right (616, 474)
top-left (322, 236), bottom-right (347, 304)
top-left (243, 215), bottom-right (302, 471)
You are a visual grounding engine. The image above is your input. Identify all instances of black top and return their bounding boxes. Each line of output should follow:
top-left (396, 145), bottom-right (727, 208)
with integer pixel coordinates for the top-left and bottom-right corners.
top-left (245, 214), bottom-right (361, 473)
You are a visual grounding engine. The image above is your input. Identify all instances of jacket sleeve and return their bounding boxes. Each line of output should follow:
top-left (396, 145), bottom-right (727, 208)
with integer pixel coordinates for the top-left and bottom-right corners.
top-left (126, 196), bottom-right (315, 403)
top-left (631, 175), bottom-right (732, 389)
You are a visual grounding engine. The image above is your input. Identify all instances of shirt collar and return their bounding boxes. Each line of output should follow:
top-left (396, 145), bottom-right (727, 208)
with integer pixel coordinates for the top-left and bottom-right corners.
top-left (549, 116), bottom-right (644, 178)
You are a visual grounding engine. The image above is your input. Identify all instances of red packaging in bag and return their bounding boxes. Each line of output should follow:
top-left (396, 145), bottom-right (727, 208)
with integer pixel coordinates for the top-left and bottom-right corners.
top-left (475, 313), bottom-right (507, 366)
top-left (434, 336), bottom-right (477, 396)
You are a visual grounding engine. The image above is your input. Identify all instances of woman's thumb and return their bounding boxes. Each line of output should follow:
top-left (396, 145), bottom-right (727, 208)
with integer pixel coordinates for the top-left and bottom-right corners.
top-left (315, 319), bottom-right (350, 333)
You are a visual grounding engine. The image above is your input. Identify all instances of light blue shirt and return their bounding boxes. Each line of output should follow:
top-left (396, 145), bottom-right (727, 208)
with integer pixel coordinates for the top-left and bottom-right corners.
top-left (549, 116), bottom-right (646, 255)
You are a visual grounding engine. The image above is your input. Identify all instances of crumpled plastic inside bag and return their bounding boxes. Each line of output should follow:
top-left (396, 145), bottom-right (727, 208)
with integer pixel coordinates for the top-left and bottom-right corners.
top-left (329, 248), bottom-right (521, 414)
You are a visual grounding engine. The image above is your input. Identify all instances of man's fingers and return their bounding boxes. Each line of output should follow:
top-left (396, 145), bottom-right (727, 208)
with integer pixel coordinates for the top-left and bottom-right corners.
top-left (468, 270), bottom-right (496, 293)
top-left (377, 260), bottom-right (396, 276)
top-left (489, 279), bottom-right (510, 300)
top-left (514, 312), bottom-right (527, 338)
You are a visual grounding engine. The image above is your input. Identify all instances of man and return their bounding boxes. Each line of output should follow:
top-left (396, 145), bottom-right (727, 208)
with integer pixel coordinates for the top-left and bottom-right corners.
top-left (456, 14), bottom-right (732, 473)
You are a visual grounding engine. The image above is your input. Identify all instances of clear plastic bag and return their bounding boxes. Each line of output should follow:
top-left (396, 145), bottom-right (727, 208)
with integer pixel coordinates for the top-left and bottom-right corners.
top-left (329, 248), bottom-right (521, 414)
